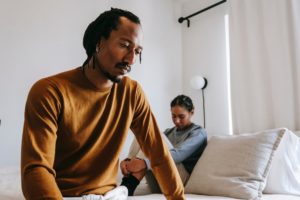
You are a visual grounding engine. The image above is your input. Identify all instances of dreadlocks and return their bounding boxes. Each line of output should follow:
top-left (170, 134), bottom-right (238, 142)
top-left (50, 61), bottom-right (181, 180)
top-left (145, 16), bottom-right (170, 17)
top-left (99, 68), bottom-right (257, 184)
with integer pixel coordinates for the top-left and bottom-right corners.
top-left (82, 8), bottom-right (141, 68)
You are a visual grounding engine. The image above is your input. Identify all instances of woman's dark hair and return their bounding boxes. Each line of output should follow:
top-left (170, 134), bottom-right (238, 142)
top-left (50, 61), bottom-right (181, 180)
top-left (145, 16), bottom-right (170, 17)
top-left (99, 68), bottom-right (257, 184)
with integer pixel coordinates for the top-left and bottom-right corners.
top-left (171, 95), bottom-right (194, 112)
top-left (82, 8), bottom-right (141, 66)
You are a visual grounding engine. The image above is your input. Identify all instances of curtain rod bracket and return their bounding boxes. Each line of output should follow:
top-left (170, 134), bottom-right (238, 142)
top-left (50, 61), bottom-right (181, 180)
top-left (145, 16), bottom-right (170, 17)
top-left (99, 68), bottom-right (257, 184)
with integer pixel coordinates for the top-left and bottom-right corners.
top-left (178, 0), bottom-right (227, 28)
top-left (178, 17), bottom-right (191, 28)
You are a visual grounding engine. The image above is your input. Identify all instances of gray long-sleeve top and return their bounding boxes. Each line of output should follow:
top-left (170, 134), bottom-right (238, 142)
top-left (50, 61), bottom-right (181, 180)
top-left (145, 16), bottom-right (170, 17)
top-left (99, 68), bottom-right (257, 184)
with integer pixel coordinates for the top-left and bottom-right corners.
top-left (145, 123), bottom-right (207, 173)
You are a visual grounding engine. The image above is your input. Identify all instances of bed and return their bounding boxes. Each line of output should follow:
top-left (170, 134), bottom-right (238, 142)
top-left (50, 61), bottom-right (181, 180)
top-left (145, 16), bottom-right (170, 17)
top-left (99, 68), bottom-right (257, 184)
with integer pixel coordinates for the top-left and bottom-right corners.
top-left (128, 194), bottom-right (300, 200)
top-left (1, 128), bottom-right (300, 200)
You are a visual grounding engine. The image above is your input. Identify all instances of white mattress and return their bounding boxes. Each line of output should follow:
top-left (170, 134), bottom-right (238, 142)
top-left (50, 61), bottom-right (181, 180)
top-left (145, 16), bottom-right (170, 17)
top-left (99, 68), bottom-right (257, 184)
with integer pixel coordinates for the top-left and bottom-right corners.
top-left (2, 166), bottom-right (299, 200)
top-left (2, 130), bottom-right (300, 200)
top-left (128, 194), bottom-right (300, 200)
top-left (62, 193), bottom-right (300, 200)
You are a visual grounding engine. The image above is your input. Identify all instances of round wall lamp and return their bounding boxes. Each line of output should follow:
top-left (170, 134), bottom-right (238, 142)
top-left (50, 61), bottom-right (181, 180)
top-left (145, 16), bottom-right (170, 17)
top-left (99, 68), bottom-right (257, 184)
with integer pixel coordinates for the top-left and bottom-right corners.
top-left (190, 75), bottom-right (208, 128)
top-left (190, 76), bottom-right (208, 90)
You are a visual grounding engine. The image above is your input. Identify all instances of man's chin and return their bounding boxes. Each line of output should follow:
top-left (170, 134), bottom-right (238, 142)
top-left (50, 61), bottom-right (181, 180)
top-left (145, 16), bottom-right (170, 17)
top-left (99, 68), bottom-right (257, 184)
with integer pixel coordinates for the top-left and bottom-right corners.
top-left (103, 71), bottom-right (123, 83)
top-left (110, 75), bottom-right (123, 83)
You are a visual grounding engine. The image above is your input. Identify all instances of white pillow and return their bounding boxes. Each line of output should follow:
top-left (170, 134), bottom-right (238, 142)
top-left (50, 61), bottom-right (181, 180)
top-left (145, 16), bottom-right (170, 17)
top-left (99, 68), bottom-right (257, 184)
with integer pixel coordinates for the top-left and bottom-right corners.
top-left (0, 166), bottom-right (23, 200)
top-left (184, 128), bottom-right (285, 199)
top-left (293, 130), bottom-right (300, 136)
top-left (264, 129), bottom-right (300, 195)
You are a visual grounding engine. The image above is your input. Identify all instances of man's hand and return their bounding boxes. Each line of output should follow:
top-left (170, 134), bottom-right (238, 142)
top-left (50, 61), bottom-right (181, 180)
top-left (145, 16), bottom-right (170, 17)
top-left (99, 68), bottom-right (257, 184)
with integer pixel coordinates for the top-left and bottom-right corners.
top-left (126, 157), bottom-right (146, 173)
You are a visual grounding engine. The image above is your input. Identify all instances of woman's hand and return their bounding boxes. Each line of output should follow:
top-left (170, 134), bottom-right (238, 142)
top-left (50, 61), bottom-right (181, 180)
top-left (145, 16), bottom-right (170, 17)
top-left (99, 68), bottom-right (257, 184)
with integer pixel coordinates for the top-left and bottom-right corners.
top-left (126, 157), bottom-right (146, 173)
top-left (120, 159), bottom-right (131, 176)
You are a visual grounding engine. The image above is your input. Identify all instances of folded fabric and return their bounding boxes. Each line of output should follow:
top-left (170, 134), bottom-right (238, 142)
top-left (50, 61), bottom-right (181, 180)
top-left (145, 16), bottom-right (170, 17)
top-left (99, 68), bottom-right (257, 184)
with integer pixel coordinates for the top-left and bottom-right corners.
top-left (264, 129), bottom-right (300, 195)
top-left (82, 194), bottom-right (104, 200)
top-left (80, 186), bottom-right (128, 200)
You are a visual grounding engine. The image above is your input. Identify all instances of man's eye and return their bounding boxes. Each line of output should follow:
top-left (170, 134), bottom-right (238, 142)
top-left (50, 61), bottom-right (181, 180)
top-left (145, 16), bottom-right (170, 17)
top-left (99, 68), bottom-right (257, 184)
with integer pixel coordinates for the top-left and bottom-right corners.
top-left (120, 43), bottom-right (130, 48)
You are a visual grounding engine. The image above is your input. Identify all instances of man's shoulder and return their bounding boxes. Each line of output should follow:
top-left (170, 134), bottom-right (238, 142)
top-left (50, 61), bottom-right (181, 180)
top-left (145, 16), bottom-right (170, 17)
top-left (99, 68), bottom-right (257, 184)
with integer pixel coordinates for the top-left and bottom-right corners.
top-left (119, 76), bottom-right (141, 91)
top-left (29, 68), bottom-right (80, 96)
top-left (33, 67), bottom-right (79, 86)
top-left (120, 76), bottom-right (138, 85)
top-left (47, 67), bottom-right (80, 81)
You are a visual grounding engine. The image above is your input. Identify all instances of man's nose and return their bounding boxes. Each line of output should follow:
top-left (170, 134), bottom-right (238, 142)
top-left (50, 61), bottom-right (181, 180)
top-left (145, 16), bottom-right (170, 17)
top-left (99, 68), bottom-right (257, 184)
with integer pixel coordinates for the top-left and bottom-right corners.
top-left (124, 49), bottom-right (136, 65)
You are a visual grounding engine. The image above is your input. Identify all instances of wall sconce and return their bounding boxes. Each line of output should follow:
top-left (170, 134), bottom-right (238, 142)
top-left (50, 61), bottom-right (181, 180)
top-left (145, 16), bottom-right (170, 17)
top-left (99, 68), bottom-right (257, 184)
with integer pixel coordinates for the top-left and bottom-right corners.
top-left (190, 76), bottom-right (208, 128)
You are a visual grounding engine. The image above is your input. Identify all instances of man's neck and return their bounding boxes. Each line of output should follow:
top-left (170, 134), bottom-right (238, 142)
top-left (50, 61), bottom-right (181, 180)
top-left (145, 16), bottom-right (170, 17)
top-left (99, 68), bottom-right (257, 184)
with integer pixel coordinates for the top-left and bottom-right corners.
top-left (83, 63), bottom-right (113, 90)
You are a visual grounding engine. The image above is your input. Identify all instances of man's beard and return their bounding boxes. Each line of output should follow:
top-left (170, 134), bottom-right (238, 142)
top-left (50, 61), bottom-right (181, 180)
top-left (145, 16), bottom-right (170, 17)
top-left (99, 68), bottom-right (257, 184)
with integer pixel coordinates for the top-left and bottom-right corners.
top-left (96, 61), bottom-right (131, 84)
top-left (99, 67), bottom-right (121, 83)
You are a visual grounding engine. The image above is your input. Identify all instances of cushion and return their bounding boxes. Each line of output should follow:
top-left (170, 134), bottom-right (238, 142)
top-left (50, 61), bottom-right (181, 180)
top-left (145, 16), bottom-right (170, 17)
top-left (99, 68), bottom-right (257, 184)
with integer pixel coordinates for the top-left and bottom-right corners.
top-left (184, 128), bottom-right (285, 199)
top-left (0, 166), bottom-right (23, 199)
top-left (264, 129), bottom-right (300, 195)
top-left (294, 130), bottom-right (300, 136)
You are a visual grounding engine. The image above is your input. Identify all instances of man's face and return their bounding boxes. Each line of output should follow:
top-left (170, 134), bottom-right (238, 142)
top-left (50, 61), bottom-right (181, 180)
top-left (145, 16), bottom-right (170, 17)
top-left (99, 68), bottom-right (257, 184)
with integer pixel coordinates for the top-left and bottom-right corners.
top-left (95, 16), bottom-right (143, 83)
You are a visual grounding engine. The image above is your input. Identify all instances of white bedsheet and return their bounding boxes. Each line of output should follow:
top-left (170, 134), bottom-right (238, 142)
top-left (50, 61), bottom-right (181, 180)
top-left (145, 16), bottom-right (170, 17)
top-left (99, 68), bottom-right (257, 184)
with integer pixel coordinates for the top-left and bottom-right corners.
top-left (1, 167), bottom-right (300, 200)
top-left (128, 194), bottom-right (300, 200)
top-left (2, 130), bottom-right (300, 200)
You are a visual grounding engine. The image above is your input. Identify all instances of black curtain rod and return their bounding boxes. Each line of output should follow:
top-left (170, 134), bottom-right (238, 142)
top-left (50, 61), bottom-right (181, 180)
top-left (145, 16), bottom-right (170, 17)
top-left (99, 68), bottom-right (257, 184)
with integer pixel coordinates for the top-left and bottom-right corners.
top-left (178, 0), bottom-right (227, 27)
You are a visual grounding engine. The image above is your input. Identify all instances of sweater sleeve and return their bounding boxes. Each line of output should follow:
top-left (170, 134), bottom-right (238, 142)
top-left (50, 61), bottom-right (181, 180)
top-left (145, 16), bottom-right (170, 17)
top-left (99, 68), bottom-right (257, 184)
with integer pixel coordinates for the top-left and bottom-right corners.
top-left (21, 79), bottom-right (63, 200)
top-left (144, 130), bottom-right (174, 170)
top-left (130, 83), bottom-right (185, 200)
top-left (169, 128), bottom-right (207, 163)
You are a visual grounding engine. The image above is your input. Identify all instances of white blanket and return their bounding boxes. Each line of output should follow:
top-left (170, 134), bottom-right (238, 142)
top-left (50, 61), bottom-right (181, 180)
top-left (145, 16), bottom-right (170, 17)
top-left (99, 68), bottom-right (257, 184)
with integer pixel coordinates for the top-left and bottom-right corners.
top-left (0, 166), bottom-right (300, 200)
top-left (127, 194), bottom-right (300, 200)
top-left (64, 186), bottom-right (128, 200)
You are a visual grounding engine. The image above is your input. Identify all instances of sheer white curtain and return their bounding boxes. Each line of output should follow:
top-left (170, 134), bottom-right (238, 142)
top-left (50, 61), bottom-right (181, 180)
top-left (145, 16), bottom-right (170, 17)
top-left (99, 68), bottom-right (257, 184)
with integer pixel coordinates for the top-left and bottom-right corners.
top-left (229, 0), bottom-right (300, 133)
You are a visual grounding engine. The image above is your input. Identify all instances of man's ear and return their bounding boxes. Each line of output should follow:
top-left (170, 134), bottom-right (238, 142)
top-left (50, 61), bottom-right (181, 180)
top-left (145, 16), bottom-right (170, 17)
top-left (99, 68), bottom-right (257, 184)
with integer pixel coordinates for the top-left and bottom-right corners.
top-left (97, 38), bottom-right (106, 51)
top-left (96, 41), bottom-right (101, 53)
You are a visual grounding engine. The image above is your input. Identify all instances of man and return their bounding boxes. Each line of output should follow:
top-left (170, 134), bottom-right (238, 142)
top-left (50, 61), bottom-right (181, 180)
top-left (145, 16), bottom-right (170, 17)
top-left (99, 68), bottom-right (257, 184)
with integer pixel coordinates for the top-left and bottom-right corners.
top-left (21, 8), bottom-right (185, 200)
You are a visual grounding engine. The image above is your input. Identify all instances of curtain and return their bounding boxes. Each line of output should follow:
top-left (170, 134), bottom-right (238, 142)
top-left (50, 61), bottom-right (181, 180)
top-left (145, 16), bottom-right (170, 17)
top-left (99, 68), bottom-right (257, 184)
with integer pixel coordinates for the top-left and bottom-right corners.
top-left (229, 0), bottom-right (300, 133)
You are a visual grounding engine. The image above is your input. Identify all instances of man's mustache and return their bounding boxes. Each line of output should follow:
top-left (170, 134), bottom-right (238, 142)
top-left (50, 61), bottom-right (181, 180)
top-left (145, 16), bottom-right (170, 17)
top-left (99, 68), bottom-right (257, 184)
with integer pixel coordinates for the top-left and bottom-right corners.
top-left (116, 62), bottom-right (131, 72)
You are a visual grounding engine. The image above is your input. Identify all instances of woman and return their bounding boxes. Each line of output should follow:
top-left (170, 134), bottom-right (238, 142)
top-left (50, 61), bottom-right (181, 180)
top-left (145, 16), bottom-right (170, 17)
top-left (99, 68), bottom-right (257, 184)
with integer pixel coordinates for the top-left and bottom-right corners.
top-left (120, 94), bottom-right (207, 195)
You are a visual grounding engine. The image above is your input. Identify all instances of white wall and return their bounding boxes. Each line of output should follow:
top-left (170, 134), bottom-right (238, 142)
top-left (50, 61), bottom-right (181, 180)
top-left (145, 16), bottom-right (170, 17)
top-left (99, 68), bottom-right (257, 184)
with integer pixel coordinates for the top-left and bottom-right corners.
top-left (178, 0), bottom-right (231, 137)
top-left (0, 0), bottom-right (182, 166)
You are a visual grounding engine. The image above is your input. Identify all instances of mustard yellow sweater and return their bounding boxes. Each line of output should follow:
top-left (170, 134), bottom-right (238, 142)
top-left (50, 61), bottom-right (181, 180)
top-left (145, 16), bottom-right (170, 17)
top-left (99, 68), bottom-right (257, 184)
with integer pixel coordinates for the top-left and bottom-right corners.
top-left (21, 68), bottom-right (185, 200)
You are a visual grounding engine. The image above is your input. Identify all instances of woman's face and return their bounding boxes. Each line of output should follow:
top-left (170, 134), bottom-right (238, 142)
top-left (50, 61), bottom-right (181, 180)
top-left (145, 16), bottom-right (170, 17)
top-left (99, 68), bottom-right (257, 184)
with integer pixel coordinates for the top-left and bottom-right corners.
top-left (171, 105), bottom-right (193, 130)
